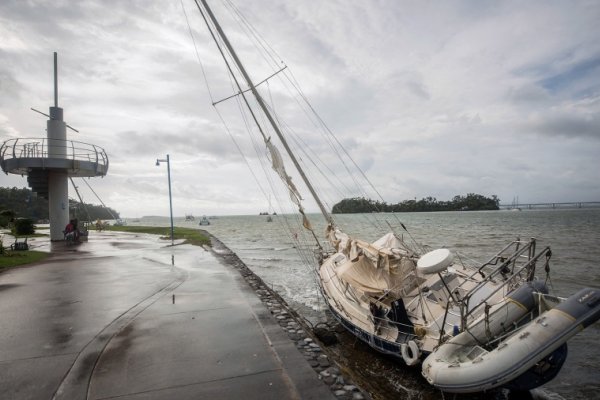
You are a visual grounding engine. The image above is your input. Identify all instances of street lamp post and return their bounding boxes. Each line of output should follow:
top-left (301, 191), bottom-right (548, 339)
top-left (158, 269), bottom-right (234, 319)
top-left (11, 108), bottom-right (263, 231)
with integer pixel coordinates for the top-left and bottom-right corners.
top-left (156, 154), bottom-right (174, 246)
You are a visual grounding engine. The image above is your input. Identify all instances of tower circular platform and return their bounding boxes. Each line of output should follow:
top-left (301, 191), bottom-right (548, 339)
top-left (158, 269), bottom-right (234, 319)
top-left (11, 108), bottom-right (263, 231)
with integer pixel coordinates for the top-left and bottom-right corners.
top-left (0, 137), bottom-right (109, 177)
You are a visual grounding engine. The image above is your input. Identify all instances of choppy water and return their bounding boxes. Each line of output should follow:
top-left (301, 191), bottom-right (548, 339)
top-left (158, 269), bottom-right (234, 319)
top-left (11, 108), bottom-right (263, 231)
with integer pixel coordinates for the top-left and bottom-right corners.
top-left (128, 209), bottom-right (600, 399)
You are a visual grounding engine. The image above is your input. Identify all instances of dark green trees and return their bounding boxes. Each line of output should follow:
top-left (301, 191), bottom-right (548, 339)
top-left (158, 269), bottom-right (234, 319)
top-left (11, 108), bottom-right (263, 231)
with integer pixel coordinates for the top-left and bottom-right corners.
top-left (331, 193), bottom-right (500, 214)
top-left (0, 187), bottom-right (120, 222)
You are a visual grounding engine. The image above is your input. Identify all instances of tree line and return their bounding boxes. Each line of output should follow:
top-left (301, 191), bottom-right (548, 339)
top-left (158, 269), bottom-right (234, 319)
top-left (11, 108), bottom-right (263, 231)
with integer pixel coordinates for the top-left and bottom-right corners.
top-left (0, 187), bottom-right (120, 224)
top-left (331, 193), bottom-right (500, 213)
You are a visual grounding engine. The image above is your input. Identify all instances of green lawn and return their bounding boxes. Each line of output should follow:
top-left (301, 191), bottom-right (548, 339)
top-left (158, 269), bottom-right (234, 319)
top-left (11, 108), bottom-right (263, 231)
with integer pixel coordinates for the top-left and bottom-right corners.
top-left (104, 225), bottom-right (211, 247)
top-left (0, 250), bottom-right (50, 270)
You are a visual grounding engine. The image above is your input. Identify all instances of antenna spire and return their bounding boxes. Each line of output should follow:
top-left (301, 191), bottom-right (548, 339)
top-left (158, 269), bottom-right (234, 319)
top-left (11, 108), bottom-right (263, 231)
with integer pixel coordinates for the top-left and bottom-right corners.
top-left (53, 52), bottom-right (58, 107)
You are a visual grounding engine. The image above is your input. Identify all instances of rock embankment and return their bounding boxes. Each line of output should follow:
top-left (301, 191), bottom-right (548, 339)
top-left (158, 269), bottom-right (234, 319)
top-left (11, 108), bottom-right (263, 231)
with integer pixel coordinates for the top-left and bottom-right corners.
top-left (204, 233), bottom-right (368, 400)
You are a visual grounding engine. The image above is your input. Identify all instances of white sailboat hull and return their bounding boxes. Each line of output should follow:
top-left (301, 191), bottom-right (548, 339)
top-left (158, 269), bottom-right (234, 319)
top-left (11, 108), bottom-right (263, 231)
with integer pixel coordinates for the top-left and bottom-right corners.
top-left (319, 238), bottom-right (600, 393)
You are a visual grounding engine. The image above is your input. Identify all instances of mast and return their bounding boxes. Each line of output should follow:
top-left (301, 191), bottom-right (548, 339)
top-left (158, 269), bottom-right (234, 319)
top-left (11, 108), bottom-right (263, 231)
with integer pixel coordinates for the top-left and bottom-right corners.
top-left (198, 0), bottom-right (334, 226)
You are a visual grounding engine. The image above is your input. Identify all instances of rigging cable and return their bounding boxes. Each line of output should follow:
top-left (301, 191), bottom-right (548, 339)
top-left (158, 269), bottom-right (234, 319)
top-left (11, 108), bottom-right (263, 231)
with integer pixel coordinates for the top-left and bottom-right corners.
top-left (80, 178), bottom-right (117, 220)
top-left (181, 0), bottom-right (276, 207)
top-left (212, 2), bottom-right (332, 294)
top-left (217, 0), bottom-right (366, 215)
top-left (224, 0), bottom-right (400, 209)
top-left (220, 0), bottom-right (412, 237)
top-left (183, 0), bottom-right (311, 252)
top-left (69, 177), bottom-right (92, 222)
top-left (213, 0), bottom-right (392, 237)
top-left (196, 0), bottom-right (327, 246)
top-left (193, 1), bottom-right (269, 143)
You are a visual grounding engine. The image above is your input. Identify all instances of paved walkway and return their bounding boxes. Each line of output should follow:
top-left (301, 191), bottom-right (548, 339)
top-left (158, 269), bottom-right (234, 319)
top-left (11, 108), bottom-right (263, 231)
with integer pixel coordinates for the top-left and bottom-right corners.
top-left (0, 231), bottom-right (335, 400)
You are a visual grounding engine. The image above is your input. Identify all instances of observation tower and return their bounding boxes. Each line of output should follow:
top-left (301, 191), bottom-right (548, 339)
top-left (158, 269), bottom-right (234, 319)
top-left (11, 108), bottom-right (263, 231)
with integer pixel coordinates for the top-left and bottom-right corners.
top-left (0, 53), bottom-right (109, 241)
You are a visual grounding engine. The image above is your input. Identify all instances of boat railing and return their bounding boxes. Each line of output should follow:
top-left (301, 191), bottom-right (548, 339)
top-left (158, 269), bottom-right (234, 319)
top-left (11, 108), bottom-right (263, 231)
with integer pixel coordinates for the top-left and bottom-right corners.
top-left (458, 242), bottom-right (552, 332)
top-left (457, 239), bottom-right (534, 295)
top-left (0, 137), bottom-right (109, 169)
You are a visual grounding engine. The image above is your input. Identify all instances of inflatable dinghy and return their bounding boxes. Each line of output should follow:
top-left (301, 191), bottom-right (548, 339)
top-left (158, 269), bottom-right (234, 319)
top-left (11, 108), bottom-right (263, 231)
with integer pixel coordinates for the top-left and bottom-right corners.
top-left (422, 287), bottom-right (600, 393)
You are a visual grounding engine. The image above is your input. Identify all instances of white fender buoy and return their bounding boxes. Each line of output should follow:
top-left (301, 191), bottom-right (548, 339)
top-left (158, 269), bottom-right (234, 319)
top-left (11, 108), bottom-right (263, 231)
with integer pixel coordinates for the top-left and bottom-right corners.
top-left (401, 340), bottom-right (421, 366)
top-left (417, 249), bottom-right (454, 275)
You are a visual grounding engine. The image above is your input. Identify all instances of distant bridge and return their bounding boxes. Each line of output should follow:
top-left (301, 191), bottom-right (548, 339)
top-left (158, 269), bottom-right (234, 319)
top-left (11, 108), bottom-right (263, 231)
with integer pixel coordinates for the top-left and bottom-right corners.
top-left (499, 201), bottom-right (600, 210)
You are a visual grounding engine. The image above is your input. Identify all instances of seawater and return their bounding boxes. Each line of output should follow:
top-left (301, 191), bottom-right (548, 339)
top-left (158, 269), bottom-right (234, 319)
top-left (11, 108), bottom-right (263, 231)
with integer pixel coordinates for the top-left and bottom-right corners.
top-left (130, 209), bottom-right (600, 399)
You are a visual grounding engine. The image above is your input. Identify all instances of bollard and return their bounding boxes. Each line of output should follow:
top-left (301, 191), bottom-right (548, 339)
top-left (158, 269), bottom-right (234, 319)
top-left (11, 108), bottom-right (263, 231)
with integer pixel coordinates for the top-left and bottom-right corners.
top-left (172, 294), bottom-right (175, 304)
top-left (171, 254), bottom-right (174, 265)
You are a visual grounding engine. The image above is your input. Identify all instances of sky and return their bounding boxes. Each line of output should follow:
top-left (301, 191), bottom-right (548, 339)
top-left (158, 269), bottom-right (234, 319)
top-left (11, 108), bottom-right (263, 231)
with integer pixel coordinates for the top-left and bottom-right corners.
top-left (1, 0), bottom-right (599, 217)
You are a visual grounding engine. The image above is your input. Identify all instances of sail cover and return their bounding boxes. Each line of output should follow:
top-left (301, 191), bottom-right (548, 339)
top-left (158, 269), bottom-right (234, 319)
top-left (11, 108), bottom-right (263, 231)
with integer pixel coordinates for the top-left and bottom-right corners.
top-left (337, 255), bottom-right (390, 295)
top-left (334, 232), bottom-right (417, 297)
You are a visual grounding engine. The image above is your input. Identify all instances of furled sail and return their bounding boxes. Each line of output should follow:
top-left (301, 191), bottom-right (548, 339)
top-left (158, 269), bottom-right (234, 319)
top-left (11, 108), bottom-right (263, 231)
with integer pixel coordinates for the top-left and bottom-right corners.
top-left (266, 138), bottom-right (313, 231)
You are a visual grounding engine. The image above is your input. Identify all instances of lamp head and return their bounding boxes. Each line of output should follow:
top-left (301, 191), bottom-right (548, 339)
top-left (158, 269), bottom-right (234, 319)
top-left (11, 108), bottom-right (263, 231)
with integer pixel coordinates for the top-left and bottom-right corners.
top-left (155, 160), bottom-right (160, 166)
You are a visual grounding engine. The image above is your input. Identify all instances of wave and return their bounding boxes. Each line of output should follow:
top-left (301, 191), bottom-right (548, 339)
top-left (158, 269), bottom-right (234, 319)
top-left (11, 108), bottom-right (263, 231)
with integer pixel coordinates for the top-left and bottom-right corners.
top-left (238, 246), bottom-right (295, 252)
top-left (247, 257), bottom-right (284, 262)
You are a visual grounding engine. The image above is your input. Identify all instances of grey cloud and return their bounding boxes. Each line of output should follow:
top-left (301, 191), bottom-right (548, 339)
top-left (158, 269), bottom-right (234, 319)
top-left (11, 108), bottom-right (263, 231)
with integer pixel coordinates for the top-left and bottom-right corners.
top-left (529, 113), bottom-right (600, 139)
top-left (406, 80), bottom-right (431, 101)
top-left (507, 84), bottom-right (550, 104)
top-left (0, 69), bottom-right (23, 106)
top-left (114, 127), bottom-right (249, 163)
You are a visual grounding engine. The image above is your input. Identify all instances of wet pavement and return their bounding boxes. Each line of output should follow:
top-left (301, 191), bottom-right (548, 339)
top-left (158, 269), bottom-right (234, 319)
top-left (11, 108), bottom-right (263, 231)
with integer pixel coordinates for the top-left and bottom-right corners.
top-left (0, 231), bottom-right (335, 400)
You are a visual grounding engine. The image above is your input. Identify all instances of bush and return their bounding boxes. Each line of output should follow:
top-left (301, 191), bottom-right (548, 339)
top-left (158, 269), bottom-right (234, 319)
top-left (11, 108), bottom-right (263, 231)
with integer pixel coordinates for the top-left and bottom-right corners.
top-left (0, 209), bottom-right (15, 228)
top-left (13, 218), bottom-right (35, 236)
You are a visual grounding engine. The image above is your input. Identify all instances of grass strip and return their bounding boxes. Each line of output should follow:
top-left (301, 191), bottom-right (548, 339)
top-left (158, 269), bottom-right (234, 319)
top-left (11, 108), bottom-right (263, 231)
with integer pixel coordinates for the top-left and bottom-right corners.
top-left (103, 225), bottom-right (211, 247)
top-left (0, 251), bottom-right (50, 270)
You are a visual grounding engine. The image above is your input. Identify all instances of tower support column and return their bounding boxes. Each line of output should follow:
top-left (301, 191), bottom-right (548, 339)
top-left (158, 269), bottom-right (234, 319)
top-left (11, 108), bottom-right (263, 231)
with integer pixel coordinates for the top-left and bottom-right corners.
top-left (47, 106), bottom-right (69, 241)
top-left (48, 170), bottom-right (69, 240)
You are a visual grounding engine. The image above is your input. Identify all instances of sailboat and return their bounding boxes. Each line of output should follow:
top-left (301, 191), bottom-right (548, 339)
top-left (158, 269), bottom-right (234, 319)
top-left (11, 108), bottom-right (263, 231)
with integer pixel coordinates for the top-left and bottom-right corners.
top-left (185, 213), bottom-right (196, 221)
top-left (509, 196), bottom-right (522, 211)
top-left (266, 195), bottom-right (273, 222)
top-left (193, 1), bottom-right (600, 394)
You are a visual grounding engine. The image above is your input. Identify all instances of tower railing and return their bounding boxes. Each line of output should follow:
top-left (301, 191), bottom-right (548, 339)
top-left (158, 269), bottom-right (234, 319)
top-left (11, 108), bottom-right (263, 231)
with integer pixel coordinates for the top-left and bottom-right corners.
top-left (0, 137), bottom-right (109, 171)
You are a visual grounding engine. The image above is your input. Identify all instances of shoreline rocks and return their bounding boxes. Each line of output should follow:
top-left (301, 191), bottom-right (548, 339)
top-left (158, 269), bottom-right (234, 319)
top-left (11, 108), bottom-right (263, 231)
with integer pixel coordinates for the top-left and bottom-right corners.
top-left (203, 232), bottom-right (368, 400)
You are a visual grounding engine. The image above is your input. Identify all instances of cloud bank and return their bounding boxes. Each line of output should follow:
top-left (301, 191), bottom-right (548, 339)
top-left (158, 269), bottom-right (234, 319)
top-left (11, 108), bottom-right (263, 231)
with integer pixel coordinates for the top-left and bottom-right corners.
top-left (1, 0), bottom-right (599, 217)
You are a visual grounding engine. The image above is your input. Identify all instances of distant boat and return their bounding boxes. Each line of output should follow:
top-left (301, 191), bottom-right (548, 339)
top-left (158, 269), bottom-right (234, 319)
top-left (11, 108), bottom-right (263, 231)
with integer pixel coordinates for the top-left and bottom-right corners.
top-left (266, 194), bottom-right (274, 222)
top-left (508, 196), bottom-right (522, 211)
top-left (185, 214), bottom-right (195, 221)
top-left (198, 215), bottom-right (210, 226)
